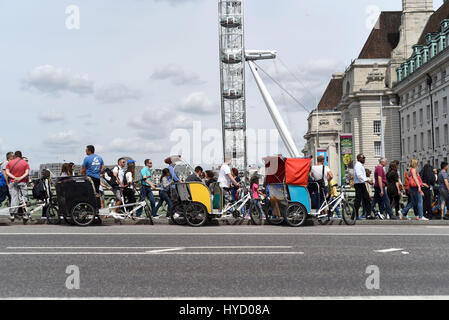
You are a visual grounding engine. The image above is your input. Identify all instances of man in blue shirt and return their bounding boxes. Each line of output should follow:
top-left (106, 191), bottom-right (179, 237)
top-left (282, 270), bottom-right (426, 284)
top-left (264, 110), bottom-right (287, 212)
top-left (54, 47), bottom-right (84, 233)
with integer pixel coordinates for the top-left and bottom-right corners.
top-left (80, 145), bottom-right (104, 194)
top-left (136, 159), bottom-right (158, 219)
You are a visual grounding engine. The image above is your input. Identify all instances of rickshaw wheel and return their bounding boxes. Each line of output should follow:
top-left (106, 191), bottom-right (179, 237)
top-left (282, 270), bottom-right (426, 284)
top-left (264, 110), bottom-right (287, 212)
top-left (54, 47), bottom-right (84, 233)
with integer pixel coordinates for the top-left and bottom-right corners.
top-left (342, 202), bottom-right (357, 226)
top-left (47, 205), bottom-right (60, 225)
top-left (172, 203), bottom-right (188, 225)
top-left (185, 202), bottom-right (208, 227)
top-left (284, 202), bottom-right (307, 227)
top-left (71, 203), bottom-right (96, 227)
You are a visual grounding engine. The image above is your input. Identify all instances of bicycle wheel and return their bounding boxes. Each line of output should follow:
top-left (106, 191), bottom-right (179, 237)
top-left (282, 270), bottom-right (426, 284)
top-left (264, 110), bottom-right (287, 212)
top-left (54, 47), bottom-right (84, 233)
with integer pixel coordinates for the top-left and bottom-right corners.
top-left (223, 209), bottom-right (244, 225)
top-left (185, 202), bottom-right (208, 227)
top-left (284, 202), bottom-right (307, 227)
top-left (71, 203), bottom-right (96, 227)
top-left (249, 202), bottom-right (264, 225)
top-left (342, 201), bottom-right (357, 225)
top-left (143, 205), bottom-right (154, 225)
top-left (47, 205), bottom-right (60, 225)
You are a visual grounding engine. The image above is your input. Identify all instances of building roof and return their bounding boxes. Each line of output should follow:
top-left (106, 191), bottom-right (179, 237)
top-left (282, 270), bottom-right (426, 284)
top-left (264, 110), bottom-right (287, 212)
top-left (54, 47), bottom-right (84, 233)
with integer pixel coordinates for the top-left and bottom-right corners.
top-left (417, 1), bottom-right (449, 45)
top-left (317, 77), bottom-right (343, 111)
top-left (358, 11), bottom-right (402, 59)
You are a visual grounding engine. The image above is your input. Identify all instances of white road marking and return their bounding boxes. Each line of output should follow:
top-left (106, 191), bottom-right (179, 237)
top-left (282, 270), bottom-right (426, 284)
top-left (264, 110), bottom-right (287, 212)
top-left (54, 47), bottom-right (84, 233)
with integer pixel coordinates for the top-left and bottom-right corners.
top-left (145, 248), bottom-right (184, 254)
top-left (401, 251), bottom-right (410, 255)
top-left (374, 248), bottom-right (404, 253)
top-left (6, 246), bottom-right (293, 250)
top-left (0, 251), bottom-right (304, 256)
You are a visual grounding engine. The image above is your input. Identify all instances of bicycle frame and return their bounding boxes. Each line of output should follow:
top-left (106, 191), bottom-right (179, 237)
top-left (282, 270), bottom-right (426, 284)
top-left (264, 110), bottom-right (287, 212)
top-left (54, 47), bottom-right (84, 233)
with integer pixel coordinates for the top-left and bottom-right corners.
top-left (221, 192), bottom-right (251, 215)
top-left (310, 186), bottom-right (346, 219)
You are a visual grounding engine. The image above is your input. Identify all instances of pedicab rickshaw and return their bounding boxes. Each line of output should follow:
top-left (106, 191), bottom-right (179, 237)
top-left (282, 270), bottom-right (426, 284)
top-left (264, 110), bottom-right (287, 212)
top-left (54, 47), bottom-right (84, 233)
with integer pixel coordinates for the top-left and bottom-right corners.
top-left (262, 156), bottom-right (356, 226)
top-left (261, 156), bottom-right (311, 227)
top-left (55, 175), bottom-right (101, 226)
top-left (166, 155), bottom-right (254, 227)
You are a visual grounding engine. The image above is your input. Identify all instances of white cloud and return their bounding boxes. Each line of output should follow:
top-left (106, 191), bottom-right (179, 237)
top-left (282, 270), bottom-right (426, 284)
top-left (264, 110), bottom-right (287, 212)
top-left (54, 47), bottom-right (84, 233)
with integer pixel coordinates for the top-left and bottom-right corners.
top-left (172, 114), bottom-right (194, 129)
top-left (95, 83), bottom-right (143, 104)
top-left (106, 137), bottom-right (165, 153)
top-left (23, 65), bottom-right (94, 95)
top-left (178, 92), bottom-right (216, 114)
top-left (128, 109), bottom-right (171, 139)
top-left (39, 109), bottom-right (65, 122)
top-left (43, 131), bottom-right (80, 150)
top-left (151, 64), bottom-right (204, 86)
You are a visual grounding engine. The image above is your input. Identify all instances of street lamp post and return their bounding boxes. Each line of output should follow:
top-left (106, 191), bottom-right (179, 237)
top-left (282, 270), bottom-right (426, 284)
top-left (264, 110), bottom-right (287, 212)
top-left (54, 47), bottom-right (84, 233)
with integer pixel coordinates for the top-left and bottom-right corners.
top-left (427, 74), bottom-right (436, 166)
top-left (380, 95), bottom-right (385, 158)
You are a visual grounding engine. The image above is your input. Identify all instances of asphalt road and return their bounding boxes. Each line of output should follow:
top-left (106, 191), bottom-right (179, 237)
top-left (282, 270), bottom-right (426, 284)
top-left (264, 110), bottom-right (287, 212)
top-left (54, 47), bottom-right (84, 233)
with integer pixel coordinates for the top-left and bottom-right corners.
top-left (1, 224), bottom-right (449, 299)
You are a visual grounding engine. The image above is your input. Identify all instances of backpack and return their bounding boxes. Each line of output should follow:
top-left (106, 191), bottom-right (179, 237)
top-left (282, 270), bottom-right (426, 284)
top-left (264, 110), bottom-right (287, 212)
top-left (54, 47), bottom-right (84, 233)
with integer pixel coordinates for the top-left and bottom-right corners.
top-left (0, 171), bottom-right (6, 188)
top-left (103, 167), bottom-right (119, 188)
top-left (313, 165), bottom-right (327, 191)
top-left (32, 179), bottom-right (47, 200)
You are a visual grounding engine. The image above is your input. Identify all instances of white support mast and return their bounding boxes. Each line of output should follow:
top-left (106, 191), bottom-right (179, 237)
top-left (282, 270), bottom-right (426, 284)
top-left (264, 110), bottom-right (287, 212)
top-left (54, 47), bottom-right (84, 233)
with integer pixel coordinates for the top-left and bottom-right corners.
top-left (246, 51), bottom-right (301, 158)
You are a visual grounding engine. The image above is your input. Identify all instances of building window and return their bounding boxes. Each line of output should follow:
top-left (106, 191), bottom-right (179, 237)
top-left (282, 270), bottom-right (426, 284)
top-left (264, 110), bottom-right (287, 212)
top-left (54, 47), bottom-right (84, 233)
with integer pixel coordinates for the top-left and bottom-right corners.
top-left (435, 101), bottom-right (439, 118)
top-left (443, 70), bottom-right (447, 83)
top-left (402, 138), bottom-right (405, 155)
top-left (436, 127), bottom-right (440, 147)
top-left (373, 120), bottom-right (381, 134)
top-left (414, 135), bottom-right (417, 152)
top-left (444, 97), bottom-right (448, 115)
top-left (407, 114), bottom-right (410, 130)
top-left (419, 109), bottom-right (423, 125)
top-left (421, 132), bottom-right (424, 151)
top-left (401, 117), bottom-right (404, 132)
top-left (413, 111), bottom-right (417, 127)
top-left (408, 137), bottom-right (411, 153)
top-left (445, 124), bottom-right (449, 145)
top-left (427, 105), bottom-right (431, 120)
top-left (374, 141), bottom-right (382, 157)
top-left (428, 130), bottom-right (432, 149)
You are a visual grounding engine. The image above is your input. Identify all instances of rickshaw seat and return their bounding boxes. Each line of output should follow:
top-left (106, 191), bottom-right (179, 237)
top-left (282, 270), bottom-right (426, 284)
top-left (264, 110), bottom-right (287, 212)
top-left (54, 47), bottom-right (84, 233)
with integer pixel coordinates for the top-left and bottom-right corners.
top-left (212, 183), bottom-right (222, 210)
top-left (176, 183), bottom-right (192, 202)
top-left (287, 185), bottom-right (311, 213)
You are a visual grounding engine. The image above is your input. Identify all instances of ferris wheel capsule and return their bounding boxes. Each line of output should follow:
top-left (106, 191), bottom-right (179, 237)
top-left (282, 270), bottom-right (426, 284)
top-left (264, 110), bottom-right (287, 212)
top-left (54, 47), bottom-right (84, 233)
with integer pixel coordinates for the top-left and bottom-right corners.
top-left (223, 88), bottom-right (242, 99)
top-left (221, 51), bottom-right (243, 64)
top-left (220, 16), bottom-right (242, 28)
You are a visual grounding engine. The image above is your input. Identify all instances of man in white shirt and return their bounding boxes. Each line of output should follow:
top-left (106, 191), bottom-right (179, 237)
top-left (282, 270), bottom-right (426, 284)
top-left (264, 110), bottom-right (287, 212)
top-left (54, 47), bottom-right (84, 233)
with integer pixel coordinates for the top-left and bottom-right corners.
top-left (353, 154), bottom-right (372, 219)
top-left (218, 157), bottom-right (240, 190)
top-left (112, 158), bottom-right (127, 213)
top-left (310, 155), bottom-right (333, 209)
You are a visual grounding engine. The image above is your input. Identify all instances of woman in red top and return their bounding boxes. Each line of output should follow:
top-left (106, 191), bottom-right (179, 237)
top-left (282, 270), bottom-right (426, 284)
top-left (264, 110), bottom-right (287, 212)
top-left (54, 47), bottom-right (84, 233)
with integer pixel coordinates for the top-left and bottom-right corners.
top-left (399, 159), bottom-right (426, 220)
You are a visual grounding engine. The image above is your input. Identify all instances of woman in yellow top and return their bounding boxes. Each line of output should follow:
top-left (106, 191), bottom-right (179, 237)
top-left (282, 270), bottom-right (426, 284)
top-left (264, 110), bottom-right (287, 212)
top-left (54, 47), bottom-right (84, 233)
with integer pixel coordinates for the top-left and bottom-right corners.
top-left (328, 179), bottom-right (341, 218)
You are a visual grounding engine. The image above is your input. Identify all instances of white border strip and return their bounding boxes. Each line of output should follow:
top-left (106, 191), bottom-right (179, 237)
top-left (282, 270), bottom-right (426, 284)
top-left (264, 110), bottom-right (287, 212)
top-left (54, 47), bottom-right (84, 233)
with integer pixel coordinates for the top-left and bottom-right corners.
top-left (0, 296), bottom-right (448, 300)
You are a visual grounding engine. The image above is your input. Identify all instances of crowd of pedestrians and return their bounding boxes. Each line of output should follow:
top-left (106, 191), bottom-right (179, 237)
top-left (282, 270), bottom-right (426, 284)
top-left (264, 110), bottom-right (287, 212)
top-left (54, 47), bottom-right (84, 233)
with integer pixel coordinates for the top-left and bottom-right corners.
top-left (2, 145), bottom-right (449, 224)
top-left (352, 154), bottom-right (449, 221)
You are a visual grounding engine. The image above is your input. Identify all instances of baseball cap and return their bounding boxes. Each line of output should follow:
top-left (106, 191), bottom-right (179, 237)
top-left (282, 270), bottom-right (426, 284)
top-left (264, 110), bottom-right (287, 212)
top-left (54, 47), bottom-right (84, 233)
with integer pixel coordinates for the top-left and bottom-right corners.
top-left (127, 160), bottom-right (136, 165)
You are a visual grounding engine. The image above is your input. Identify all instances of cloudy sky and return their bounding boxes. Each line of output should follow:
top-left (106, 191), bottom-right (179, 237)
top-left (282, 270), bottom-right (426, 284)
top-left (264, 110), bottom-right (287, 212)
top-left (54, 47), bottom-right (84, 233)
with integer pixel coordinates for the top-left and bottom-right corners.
top-left (0, 0), bottom-right (444, 170)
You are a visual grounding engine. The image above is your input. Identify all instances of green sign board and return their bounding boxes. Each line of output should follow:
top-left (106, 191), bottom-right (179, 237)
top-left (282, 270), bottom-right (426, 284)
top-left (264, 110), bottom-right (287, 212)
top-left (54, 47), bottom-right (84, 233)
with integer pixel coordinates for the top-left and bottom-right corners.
top-left (340, 134), bottom-right (353, 185)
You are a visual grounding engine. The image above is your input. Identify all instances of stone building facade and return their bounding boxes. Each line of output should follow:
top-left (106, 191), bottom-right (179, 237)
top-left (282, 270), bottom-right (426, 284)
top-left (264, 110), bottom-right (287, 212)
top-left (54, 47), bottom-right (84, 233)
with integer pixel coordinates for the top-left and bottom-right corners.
top-left (303, 73), bottom-right (343, 183)
top-left (395, 1), bottom-right (449, 171)
top-left (304, 0), bottom-right (435, 178)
